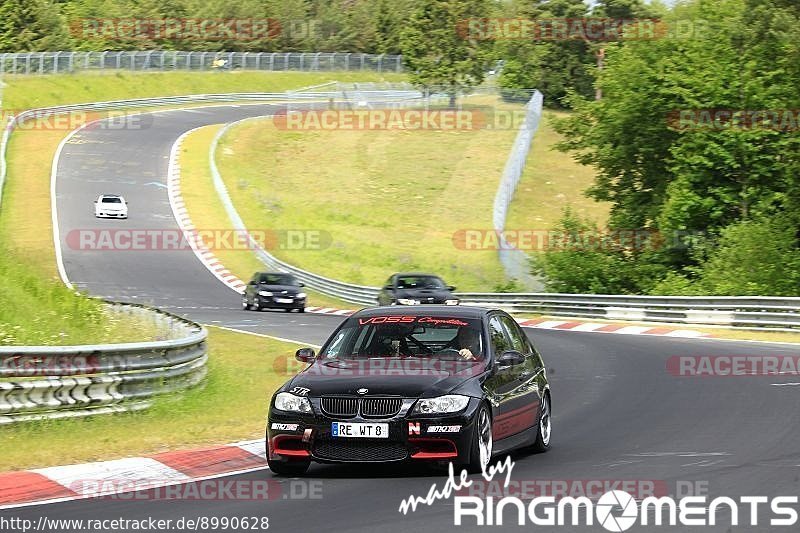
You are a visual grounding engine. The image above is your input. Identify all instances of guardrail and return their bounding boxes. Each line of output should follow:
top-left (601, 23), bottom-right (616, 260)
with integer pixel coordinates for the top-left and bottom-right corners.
top-left (0, 51), bottom-right (403, 75)
top-left (455, 293), bottom-right (800, 330)
top-left (0, 302), bottom-right (207, 424)
top-left (493, 90), bottom-right (543, 289)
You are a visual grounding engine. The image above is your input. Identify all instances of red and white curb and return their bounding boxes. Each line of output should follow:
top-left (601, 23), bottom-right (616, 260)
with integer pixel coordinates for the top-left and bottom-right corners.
top-left (516, 317), bottom-right (709, 338)
top-left (167, 127), bottom-right (248, 294)
top-left (167, 129), bottom-right (358, 317)
top-left (0, 440), bottom-right (268, 509)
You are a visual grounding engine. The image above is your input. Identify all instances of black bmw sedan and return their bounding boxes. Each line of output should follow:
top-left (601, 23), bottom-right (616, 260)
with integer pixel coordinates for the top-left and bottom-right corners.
top-left (376, 272), bottom-right (460, 306)
top-left (266, 305), bottom-right (551, 475)
top-left (242, 272), bottom-right (307, 312)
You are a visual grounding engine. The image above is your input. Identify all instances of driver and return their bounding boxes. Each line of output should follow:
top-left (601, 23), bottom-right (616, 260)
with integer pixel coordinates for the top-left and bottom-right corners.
top-left (455, 327), bottom-right (481, 360)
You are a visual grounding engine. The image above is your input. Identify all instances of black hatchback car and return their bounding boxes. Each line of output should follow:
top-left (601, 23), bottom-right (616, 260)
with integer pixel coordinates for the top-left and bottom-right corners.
top-left (242, 272), bottom-right (307, 312)
top-left (266, 305), bottom-right (551, 475)
top-left (377, 272), bottom-right (459, 306)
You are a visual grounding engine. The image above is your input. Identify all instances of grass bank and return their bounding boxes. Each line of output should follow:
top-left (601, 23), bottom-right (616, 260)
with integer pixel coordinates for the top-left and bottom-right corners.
top-left (505, 111), bottom-right (609, 232)
top-left (177, 125), bottom-right (351, 309)
top-left (2, 70), bottom-right (405, 111)
top-left (212, 96), bottom-right (525, 291)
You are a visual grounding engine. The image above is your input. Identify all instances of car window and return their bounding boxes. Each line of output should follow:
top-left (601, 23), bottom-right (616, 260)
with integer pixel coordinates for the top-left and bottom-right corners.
top-left (396, 276), bottom-right (445, 289)
top-left (101, 197), bottom-right (122, 203)
top-left (499, 315), bottom-right (529, 353)
top-left (319, 315), bottom-right (485, 360)
top-left (258, 273), bottom-right (297, 285)
top-left (488, 316), bottom-right (513, 355)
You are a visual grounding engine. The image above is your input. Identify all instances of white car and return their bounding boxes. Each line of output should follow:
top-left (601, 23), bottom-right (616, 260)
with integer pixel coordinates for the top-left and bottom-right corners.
top-left (94, 195), bottom-right (128, 218)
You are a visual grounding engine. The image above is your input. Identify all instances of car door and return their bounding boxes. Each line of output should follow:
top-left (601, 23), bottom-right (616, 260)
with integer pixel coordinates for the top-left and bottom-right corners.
top-left (498, 314), bottom-right (543, 430)
top-left (483, 314), bottom-right (527, 440)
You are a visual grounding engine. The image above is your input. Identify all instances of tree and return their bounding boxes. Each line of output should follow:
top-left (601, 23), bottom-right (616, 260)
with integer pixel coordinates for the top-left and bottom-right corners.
top-left (0, 0), bottom-right (70, 52)
top-left (545, 0), bottom-right (800, 295)
top-left (496, 0), bottom-right (594, 108)
top-left (400, 0), bottom-right (493, 106)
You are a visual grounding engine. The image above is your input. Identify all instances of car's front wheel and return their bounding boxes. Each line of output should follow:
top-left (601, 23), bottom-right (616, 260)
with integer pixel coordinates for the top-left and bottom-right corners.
top-left (466, 404), bottom-right (493, 473)
top-left (267, 457), bottom-right (310, 476)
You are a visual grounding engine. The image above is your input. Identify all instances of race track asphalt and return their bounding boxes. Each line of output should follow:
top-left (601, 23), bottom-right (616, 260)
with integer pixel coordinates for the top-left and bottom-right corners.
top-left (3, 105), bottom-right (800, 532)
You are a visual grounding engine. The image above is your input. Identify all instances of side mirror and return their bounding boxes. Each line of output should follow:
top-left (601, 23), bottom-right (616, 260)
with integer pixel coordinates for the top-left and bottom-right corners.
top-left (298, 282), bottom-right (305, 287)
top-left (295, 348), bottom-right (316, 363)
top-left (447, 285), bottom-right (456, 291)
top-left (496, 350), bottom-right (525, 368)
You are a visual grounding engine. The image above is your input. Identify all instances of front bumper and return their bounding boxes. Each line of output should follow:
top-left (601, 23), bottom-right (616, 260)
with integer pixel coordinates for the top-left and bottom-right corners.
top-left (256, 294), bottom-right (306, 309)
top-left (95, 211), bottom-right (127, 218)
top-left (266, 398), bottom-right (480, 465)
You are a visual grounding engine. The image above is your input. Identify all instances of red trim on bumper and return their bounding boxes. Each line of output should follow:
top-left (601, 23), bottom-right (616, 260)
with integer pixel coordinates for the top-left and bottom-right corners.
top-left (271, 435), bottom-right (310, 457)
top-left (409, 438), bottom-right (458, 459)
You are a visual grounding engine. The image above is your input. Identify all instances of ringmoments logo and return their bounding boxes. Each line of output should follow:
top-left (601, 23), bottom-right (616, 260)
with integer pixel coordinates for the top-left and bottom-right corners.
top-left (453, 491), bottom-right (799, 529)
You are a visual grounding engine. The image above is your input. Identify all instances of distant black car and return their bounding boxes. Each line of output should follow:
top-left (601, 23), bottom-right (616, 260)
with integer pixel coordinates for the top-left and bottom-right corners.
top-left (242, 272), bottom-right (306, 312)
top-left (377, 272), bottom-right (459, 306)
top-left (266, 305), bottom-right (551, 475)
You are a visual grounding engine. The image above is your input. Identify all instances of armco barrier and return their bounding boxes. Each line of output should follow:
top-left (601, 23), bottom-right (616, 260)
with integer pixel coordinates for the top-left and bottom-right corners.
top-left (0, 302), bottom-right (207, 424)
top-left (455, 293), bottom-right (800, 330)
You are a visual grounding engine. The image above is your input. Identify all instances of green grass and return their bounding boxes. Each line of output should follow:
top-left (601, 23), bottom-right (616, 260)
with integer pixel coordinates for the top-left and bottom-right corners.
top-left (0, 249), bottom-right (168, 345)
top-left (212, 96), bottom-right (526, 291)
top-left (505, 111), bottom-right (609, 232)
top-left (178, 125), bottom-right (353, 310)
top-left (2, 70), bottom-right (406, 110)
top-left (0, 327), bottom-right (300, 470)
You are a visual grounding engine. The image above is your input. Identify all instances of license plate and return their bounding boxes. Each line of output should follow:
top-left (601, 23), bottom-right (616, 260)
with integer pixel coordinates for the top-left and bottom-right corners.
top-left (331, 422), bottom-right (389, 438)
top-left (275, 298), bottom-right (293, 303)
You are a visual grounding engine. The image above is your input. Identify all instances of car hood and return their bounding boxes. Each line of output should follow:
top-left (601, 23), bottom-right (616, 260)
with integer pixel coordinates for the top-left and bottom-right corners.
top-left (100, 204), bottom-right (125, 210)
top-left (289, 358), bottom-right (486, 398)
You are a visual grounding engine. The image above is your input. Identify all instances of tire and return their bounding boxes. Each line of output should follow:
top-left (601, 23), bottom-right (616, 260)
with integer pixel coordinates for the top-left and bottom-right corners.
top-left (298, 307), bottom-right (305, 313)
top-left (284, 308), bottom-right (292, 313)
top-left (242, 298), bottom-right (251, 311)
top-left (466, 404), bottom-right (493, 474)
top-left (529, 393), bottom-right (552, 453)
top-left (267, 457), bottom-right (310, 476)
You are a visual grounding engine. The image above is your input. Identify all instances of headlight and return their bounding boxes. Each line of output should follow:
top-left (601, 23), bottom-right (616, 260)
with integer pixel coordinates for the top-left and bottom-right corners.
top-left (274, 392), bottom-right (312, 413)
top-left (296, 292), bottom-right (307, 299)
top-left (397, 298), bottom-right (420, 305)
top-left (258, 290), bottom-right (273, 297)
top-left (413, 395), bottom-right (470, 414)
top-left (445, 299), bottom-right (460, 305)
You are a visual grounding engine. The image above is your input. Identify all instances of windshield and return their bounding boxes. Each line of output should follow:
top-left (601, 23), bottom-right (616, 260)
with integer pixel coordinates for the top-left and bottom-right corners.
top-left (321, 315), bottom-right (484, 361)
top-left (396, 276), bottom-right (446, 289)
top-left (101, 197), bottom-right (122, 203)
top-left (258, 273), bottom-right (297, 285)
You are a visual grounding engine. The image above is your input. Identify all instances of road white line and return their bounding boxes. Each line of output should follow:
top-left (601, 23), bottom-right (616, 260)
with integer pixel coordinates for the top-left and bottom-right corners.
top-left (209, 325), bottom-right (320, 348)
